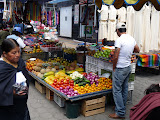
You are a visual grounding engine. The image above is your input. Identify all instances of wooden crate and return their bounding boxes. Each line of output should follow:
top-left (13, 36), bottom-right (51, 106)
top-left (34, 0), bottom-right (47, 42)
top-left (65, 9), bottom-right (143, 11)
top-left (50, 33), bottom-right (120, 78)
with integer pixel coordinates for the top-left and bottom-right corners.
top-left (46, 88), bottom-right (54, 101)
top-left (35, 81), bottom-right (46, 94)
top-left (81, 96), bottom-right (106, 117)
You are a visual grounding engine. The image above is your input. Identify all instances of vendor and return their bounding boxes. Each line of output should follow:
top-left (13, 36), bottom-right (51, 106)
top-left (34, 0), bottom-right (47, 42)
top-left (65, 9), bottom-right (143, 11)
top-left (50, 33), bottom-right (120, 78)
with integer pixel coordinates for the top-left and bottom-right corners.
top-left (7, 27), bottom-right (26, 49)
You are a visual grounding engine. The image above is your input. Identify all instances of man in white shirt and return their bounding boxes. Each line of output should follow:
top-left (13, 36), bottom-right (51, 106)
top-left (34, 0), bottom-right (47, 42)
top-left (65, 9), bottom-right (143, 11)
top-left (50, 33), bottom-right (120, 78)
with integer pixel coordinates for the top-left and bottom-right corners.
top-left (7, 27), bottom-right (26, 49)
top-left (109, 23), bottom-right (139, 119)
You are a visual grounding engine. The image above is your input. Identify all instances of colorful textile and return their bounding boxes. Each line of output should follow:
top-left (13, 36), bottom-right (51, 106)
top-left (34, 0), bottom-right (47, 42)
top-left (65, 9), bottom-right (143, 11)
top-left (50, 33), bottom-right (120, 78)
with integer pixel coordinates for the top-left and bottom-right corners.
top-left (137, 54), bottom-right (159, 67)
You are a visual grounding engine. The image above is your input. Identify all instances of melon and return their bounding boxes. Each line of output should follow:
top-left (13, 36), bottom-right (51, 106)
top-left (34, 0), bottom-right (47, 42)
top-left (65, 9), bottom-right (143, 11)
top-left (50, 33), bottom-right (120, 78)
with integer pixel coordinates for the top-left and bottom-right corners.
top-left (46, 69), bottom-right (51, 73)
top-left (37, 63), bottom-right (42, 67)
top-left (40, 69), bottom-right (46, 74)
top-left (51, 68), bottom-right (56, 72)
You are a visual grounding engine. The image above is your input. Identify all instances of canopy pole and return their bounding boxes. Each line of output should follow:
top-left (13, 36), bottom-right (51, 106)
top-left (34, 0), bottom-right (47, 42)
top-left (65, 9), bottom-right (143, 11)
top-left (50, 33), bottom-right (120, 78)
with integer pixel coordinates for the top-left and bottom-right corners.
top-left (83, 0), bottom-right (88, 72)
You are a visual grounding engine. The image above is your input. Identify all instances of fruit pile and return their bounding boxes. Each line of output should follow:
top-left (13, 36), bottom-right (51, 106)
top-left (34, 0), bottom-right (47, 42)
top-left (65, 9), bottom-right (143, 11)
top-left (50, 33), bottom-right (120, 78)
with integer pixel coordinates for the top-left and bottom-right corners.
top-left (73, 75), bottom-right (112, 95)
top-left (93, 49), bottom-right (114, 62)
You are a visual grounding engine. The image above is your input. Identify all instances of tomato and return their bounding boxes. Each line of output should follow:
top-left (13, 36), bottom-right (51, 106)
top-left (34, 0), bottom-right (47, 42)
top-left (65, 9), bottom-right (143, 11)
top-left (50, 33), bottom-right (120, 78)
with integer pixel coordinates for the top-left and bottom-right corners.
top-left (53, 82), bottom-right (56, 86)
top-left (64, 81), bottom-right (69, 84)
top-left (61, 79), bottom-right (64, 83)
top-left (70, 82), bottom-right (74, 86)
top-left (51, 84), bottom-right (54, 88)
top-left (57, 81), bottom-right (61, 85)
top-left (70, 80), bottom-right (74, 83)
top-left (82, 72), bottom-right (87, 76)
top-left (56, 85), bottom-right (60, 88)
top-left (70, 86), bottom-right (73, 89)
top-left (66, 78), bottom-right (70, 82)
top-left (61, 81), bottom-right (64, 85)
top-left (54, 79), bottom-right (57, 83)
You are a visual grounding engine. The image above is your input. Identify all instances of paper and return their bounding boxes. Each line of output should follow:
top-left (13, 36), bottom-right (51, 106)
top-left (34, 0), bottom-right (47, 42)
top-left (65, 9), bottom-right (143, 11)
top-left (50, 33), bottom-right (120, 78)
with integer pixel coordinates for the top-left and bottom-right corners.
top-left (16, 72), bottom-right (27, 84)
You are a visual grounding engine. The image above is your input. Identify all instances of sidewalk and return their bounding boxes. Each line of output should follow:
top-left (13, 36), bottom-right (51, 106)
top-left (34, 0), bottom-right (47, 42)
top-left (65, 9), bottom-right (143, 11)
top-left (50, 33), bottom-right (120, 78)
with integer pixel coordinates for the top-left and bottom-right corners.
top-left (27, 37), bottom-right (160, 120)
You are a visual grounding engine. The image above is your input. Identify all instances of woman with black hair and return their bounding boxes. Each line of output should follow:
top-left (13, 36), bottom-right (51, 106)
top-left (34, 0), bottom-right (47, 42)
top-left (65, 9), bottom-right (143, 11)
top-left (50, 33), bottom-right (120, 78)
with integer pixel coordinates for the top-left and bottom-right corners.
top-left (0, 39), bottom-right (31, 120)
top-left (130, 84), bottom-right (160, 120)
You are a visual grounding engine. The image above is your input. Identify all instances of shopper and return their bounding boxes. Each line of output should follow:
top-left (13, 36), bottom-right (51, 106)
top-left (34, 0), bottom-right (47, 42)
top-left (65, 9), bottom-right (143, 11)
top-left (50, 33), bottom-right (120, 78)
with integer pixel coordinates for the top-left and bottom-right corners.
top-left (24, 20), bottom-right (34, 34)
top-left (0, 23), bottom-right (10, 56)
top-left (7, 27), bottom-right (26, 49)
top-left (0, 38), bottom-right (31, 120)
top-left (130, 84), bottom-right (160, 120)
top-left (109, 22), bottom-right (140, 119)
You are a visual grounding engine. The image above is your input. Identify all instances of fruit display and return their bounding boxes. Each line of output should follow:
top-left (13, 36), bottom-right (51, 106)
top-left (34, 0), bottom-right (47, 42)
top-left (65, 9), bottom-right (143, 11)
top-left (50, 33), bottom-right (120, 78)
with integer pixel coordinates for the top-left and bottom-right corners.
top-left (63, 48), bottom-right (77, 62)
top-left (85, 72), bottom-right (99, 85)
top-left (63, 48), bottom-right (76, 54)
top-left (73, 76), bottom-right (90, 86)
top-left (93, 49), bottom-right (114, 61)
top-left (23, 45), bottom-right (43, 53)
top-left (73, 77), bottom-right (112, 95)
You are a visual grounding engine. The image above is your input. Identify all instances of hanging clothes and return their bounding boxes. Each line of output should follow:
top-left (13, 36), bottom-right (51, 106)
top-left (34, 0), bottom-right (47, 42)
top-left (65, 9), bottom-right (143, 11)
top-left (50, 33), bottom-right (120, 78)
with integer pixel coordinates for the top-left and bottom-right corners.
top-left (108, 5), bottom-right (117, 41)
top-left (142, 5), bottom-right (151, 53)
top-left (98, 21), bottom-right (108, 40)
top-left (98, 5), bottom-right (108, 20)
top-left (117, 7), bottom-right (126, 23)
top-left (133, 8), bottom-right (143, 52)
top-left (126, 6), bottom-right (135, 37)
top-left (150, 6), bottom-right (159, 51)
top-left (98, 5), bottom-right (108, 40)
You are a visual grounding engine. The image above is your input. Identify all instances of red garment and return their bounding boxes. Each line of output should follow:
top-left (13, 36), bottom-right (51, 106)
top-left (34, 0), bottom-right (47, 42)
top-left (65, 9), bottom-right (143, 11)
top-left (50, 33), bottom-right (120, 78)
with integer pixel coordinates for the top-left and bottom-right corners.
top-left (130, 92), bottom-right (160, 120)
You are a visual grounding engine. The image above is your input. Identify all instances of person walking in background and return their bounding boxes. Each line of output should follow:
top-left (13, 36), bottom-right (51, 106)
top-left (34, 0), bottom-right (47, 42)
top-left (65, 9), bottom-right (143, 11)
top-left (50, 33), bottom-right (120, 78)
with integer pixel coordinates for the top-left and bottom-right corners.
top-left (109, 23), bottom-right (140, 119)
top-left (0, 38), bottom-right (31, 120)
top-left (7, 27), bottom-right (26, 49)
top-left (130, 84), bottom-right (160, 120)
top-left (0, 23), bottom-right (10, 56)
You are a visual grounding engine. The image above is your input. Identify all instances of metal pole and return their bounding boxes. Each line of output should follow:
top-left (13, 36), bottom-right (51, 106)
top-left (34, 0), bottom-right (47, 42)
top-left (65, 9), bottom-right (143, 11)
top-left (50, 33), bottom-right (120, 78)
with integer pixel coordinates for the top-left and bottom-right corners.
top-left (83, 0), bottom-right (88, 72)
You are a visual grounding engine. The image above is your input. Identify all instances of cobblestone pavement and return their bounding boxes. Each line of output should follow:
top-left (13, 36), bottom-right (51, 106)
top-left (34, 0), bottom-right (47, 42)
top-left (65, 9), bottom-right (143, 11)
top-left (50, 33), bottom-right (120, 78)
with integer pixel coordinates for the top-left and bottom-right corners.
top-left (27, 37), bottom-right (160, 120)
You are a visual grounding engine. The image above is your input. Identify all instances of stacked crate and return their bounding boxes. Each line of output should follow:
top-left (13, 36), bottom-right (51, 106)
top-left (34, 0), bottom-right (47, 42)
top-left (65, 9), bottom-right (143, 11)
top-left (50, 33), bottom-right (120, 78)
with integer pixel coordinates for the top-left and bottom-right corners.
top-left (81, 96), bottom-right (106, 117)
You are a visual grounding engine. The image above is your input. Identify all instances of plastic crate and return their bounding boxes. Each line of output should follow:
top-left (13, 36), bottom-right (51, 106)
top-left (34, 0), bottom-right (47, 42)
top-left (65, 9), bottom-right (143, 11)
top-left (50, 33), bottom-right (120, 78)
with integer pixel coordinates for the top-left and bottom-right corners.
top-left (128, 81), bottom-right (134, 91)
top-left (54, 93), bottom-right (65, 107)
top-left (131, 63), bottom-right (136, 73)
top-left (40, 45), bottom-right (62, 52)
top-left (22, 52), bottom-right (48, 61)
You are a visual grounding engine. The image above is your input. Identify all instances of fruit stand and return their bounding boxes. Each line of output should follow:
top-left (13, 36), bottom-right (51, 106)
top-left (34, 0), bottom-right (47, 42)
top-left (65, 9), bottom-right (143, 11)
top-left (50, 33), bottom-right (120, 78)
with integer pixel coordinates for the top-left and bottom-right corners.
top-left (28, 71), bottom-right (112, 102)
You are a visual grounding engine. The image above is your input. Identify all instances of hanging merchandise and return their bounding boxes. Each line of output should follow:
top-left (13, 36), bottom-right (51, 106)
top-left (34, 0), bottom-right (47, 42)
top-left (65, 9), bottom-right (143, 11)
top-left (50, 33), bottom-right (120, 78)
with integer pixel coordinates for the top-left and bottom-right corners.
top-left (133, 9), bottom-right (143, 52)
top-left (117, 7), bottom-right (126, 23)
top-left (56, 12), bottom-right (59, 25)
top-left (25, 1), bottom-right (41, 21)
top-left (126, 6), bottom-right (135, 36)
top-left (150, 6), bottom-right (159, 51)
top-left (98, 21), bottom-right (108, 40)
top-left (98, 5), bottom-right (108, 40)
top-left (142, 4), bottom-right (151, 53)
top-left (98, 5), bottom-right (108, 21)
top-left (107, 5), bottom-right (117, 41)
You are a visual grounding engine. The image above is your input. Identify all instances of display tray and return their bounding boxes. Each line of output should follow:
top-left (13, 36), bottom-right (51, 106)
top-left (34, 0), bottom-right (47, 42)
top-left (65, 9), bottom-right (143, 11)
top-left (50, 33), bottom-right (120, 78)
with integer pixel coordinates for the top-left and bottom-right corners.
top-left (28, 71), bottom-right (112, 102)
